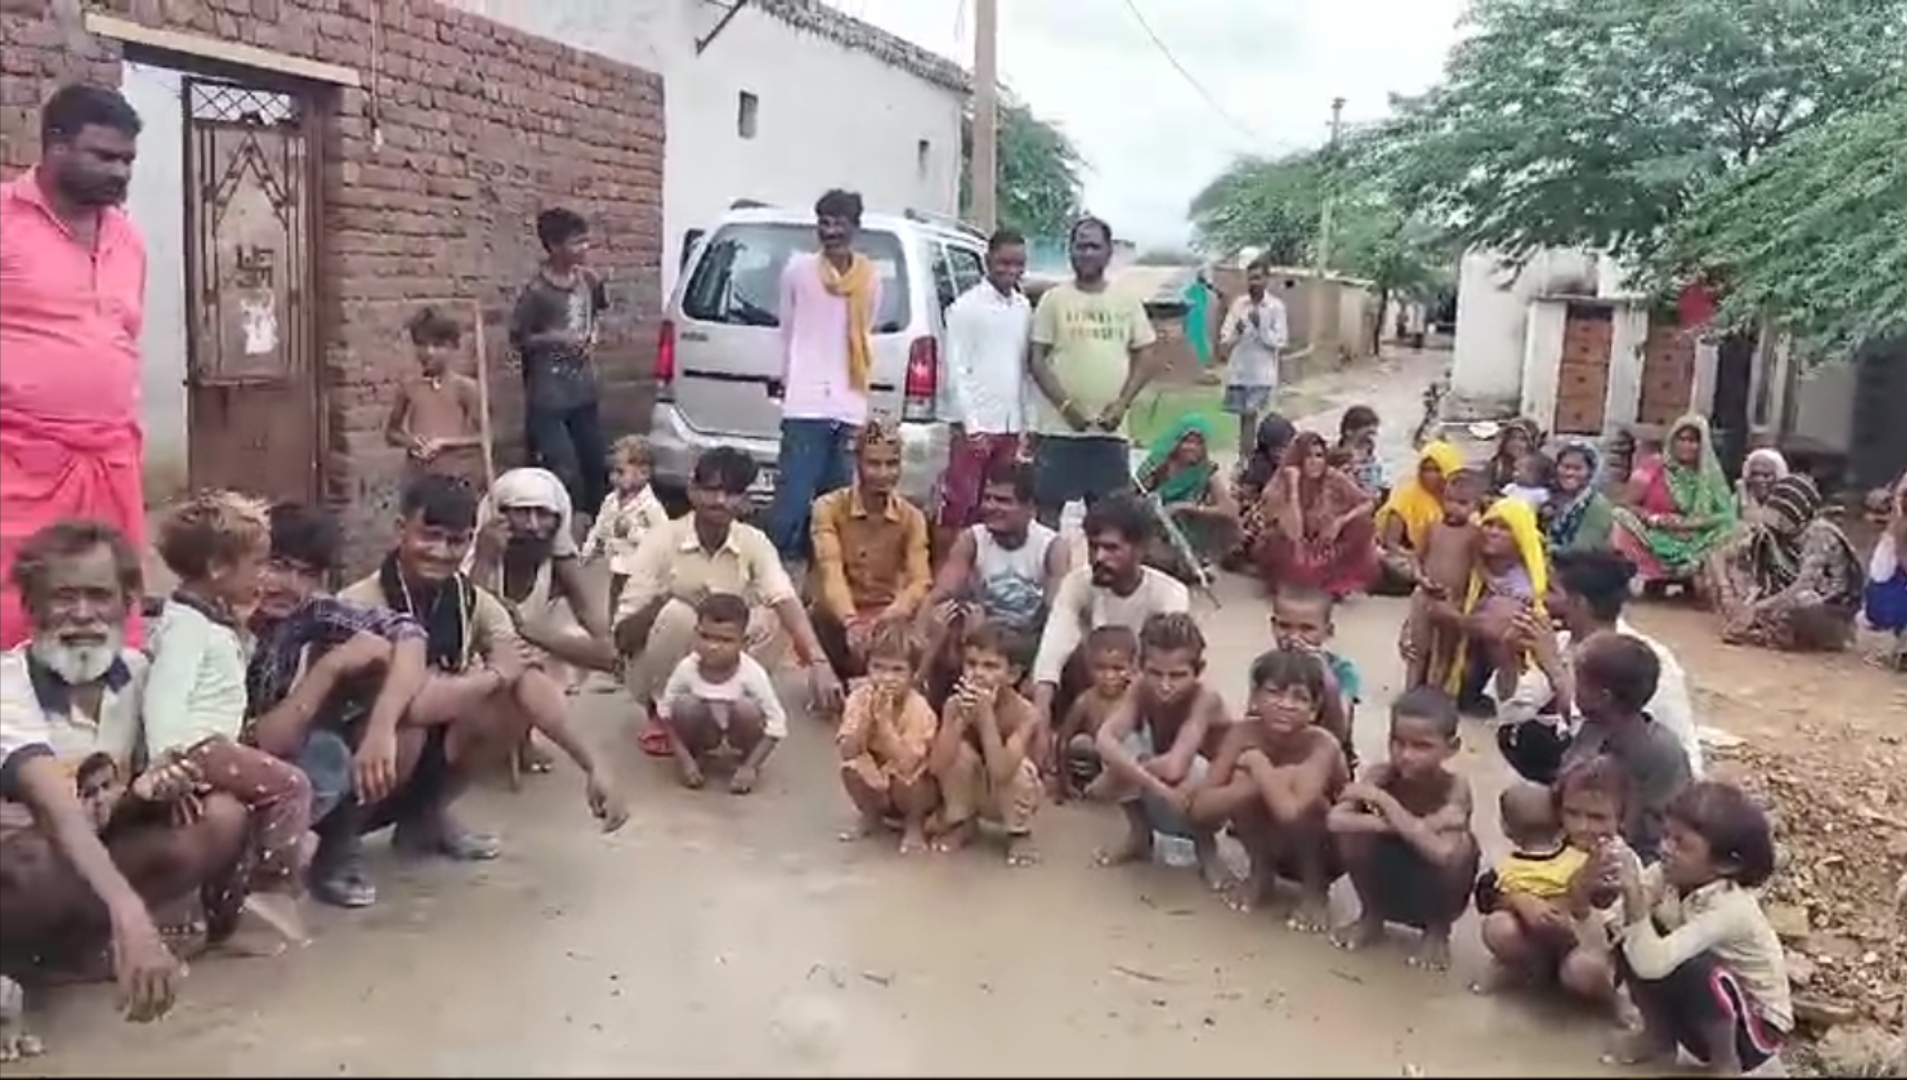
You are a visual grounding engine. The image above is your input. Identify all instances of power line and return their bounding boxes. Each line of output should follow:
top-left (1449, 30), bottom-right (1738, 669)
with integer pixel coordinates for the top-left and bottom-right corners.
top-left (1117, 0), bottom-right (1264, 149)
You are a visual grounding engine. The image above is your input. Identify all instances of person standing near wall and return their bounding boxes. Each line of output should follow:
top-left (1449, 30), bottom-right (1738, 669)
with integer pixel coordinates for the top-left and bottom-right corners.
top-left (1025, 216), bottom-right (1158, 527)
top-left (0, 85), bottom-right (150, 649)
top-left (510, 208), bottom-right (610, 520)
top-left (1218, 256), bottom-right (1288, 457)
top-left (767, 189), bottom-right (881, 563)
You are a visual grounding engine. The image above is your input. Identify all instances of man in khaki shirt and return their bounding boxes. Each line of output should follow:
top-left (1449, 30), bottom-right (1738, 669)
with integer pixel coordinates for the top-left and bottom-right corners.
top-left (616, 448), bottom-right (842, 735)
top-left (339, 475), bottom-right (628, 845)
top-left (809, 422), bottom-right (931, 679)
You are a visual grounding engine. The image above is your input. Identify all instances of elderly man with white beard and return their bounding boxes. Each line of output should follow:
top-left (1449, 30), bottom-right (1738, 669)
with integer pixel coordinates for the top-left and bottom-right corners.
top-left (0, 520), bottom-right (243, 1058)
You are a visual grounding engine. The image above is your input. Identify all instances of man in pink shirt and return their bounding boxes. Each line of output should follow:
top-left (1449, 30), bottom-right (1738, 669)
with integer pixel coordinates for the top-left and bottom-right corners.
top-left (767, 188), bottom-right (883, 562)
top-left (0, 85), bottom-right (149, 649)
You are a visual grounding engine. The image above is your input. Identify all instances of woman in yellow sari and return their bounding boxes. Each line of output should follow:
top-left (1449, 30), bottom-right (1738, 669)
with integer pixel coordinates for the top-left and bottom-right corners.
top-left (1373, 440), bottom-right (1466, 596)
top-left (1428, 498), bottom-right (1550, 700)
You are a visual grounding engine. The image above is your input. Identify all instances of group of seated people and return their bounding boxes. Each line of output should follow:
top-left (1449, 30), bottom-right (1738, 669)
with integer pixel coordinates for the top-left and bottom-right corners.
top-left (0, 396), bottom-right (1868, 1075)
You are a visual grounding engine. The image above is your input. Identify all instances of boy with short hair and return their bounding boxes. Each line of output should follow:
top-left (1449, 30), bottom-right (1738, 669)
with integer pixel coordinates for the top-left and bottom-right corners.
top-left (837, 621), bottom-right (940, 854)
top-left (1326, 685), bottom-right (1480, 969)
top-left (656, 592), bottom-right (787, 795)
top-left (1092, 613), bottom-right (1228, 887)
top-left (1563, 632), bottom-right (1693, 863)
top-left (929, 621), bottom-right (1042, 864)
top-left (1337, 404), bottom-right (1387, 499)
top-left (147, 490), bottom-right (317, 947)
top-left (384, 306), bottom-right (486, 487)
top-left (1270, 585), bottom-right (1362, 770)
top-left (1188, 648), bottom-right (1347, 929)
top-left (582, 434), bottom-right (670, 619)
top-left (1402, 468), bottom-right (1486, 688)
top-left (1476, 767), bottom-right (1617, 1001)
top-left (1055, 624), bottom-right (1138, 799)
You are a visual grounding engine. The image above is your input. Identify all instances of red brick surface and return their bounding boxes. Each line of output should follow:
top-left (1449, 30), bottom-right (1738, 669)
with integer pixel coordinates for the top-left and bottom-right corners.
top-left (1, 0), bottom-right (664, 574)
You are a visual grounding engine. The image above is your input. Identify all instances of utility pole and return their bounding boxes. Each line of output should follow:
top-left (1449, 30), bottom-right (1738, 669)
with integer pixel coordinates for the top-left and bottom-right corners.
top-left (1309, 96), bottom-right (1347, 361)
top-left (970, 0), bottom-right (1000, 232)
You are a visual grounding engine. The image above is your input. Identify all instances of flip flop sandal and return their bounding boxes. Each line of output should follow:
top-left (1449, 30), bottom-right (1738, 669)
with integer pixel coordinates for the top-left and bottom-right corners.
top-left (639, 714), bottom-right (675, 757)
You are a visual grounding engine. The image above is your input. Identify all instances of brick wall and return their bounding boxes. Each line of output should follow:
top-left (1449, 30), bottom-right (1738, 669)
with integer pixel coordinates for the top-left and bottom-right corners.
top-left (0, 0), bottom-right (664, 574)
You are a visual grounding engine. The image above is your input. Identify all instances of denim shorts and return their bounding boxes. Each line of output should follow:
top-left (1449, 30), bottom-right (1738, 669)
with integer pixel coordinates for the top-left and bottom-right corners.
top-left (1222, 383), bottom-right (1275, 415)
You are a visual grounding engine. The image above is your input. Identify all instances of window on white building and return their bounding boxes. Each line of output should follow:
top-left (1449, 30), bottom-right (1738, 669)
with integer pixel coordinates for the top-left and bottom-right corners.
top-left (916, 139), bottom-right (931, 179)
top-left (737, 91), bottom-right (759, 139)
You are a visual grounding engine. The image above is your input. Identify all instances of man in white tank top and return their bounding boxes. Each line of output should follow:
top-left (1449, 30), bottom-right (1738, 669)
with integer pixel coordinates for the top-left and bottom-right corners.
top-left (922, 461), bottom-right (1069, 637)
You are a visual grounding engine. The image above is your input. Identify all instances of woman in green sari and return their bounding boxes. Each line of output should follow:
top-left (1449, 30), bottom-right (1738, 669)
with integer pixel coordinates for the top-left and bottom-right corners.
top-left (1609, 413), bottom-right (1739, 590)
top-left (1137, 415), bottom-right (1239, 575)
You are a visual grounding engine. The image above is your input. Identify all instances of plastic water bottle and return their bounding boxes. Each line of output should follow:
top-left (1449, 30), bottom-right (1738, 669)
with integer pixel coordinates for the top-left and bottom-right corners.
top-left (1155, 832), bottom-right (1198, 869)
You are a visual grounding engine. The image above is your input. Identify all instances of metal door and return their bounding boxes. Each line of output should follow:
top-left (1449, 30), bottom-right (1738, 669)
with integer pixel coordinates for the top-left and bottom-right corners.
top-left (183, 76), bottom-right (321, 504)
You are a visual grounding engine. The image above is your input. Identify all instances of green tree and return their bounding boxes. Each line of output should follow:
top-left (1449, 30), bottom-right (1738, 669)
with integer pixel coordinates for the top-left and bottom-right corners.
top-left (1659, 77), bottom-right (1907, 360)
top-left (1370, 0), bottom-right (1907, 266)
top-left (1186, 151), bottom-right (1326, 263)
top-left (1331, 196), bottom-right (1454, 354)
top-left (961, 96), bottom-right (1087, 239)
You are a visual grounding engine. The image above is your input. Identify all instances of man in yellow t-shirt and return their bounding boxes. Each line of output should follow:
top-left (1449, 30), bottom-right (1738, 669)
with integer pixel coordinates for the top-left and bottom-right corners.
top-left (1026, 216), bottom-right (1158, 526)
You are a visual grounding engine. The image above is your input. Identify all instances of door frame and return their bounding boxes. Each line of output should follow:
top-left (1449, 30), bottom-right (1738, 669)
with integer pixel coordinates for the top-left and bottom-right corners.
top-left (130, 43), bottom-right (330, 506)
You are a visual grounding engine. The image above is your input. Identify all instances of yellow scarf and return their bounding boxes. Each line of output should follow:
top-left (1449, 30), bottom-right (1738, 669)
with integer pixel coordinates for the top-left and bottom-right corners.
top-left (1377, 440), bottom-right (1465, 549)
top-left (820, 253), bottom-right (877, 393)
top-left (1443, 497), bottom-right (1551, 695)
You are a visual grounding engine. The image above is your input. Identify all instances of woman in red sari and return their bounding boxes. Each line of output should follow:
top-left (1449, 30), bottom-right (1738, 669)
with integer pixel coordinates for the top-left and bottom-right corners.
top-left (1254, 432), bottom-right (1380, 596)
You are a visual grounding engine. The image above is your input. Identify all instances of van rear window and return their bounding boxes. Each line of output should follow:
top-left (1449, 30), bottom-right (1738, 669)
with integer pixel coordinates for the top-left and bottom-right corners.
top-left (679, 223), bottom-right (909, 332)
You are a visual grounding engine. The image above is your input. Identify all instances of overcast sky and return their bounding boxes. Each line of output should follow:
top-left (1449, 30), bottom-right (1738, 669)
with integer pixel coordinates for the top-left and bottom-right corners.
top-left (831, 0), bottom-right (1470, 250)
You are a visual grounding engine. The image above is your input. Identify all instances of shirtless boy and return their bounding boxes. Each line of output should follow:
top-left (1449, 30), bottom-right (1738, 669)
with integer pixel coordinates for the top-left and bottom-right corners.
top-left (1055, 624), bottom-right (1137, 799)
top-left (929, 622), bottom-right (1042, 865)
top-left (837, 622), bottom-right (941, 854)
top-left (1187, 648), bottom-right (1347, 930)
top-left (1270, 585), bottom-right (1362, 770)
top-left (1327, 685), bottom-right (1480, 969)
top-left (1092, 613), bottom-right (1229, 887)
top-left (1403, 468), bottom-right (1484, 687)
top-left (385, 305), bottom-right (486, 486)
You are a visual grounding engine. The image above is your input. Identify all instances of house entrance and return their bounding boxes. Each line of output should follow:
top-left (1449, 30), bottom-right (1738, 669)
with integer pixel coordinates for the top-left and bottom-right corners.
top-left (181, 74), bottom-right (323, 505)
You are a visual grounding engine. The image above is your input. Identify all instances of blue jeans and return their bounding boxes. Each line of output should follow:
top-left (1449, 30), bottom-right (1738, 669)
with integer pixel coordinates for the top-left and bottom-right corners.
top-left (768, 417), bottom-right (855, 561)
top-left (296, 729), bottom-right (355, 827)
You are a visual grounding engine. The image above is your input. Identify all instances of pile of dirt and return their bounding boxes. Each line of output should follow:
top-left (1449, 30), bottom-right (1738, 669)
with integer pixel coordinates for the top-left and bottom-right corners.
top-left (1710, 722), bottom-right (1907, 1037)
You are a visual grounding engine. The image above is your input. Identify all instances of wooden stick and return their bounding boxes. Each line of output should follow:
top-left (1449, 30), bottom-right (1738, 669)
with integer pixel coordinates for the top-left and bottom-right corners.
top-left (468, 298), bottom-right (498, 490)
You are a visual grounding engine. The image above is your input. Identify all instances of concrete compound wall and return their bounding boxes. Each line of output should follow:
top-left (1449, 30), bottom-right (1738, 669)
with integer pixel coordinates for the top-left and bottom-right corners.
top-left (447, 0), bottom-right (967, 293)
top-left (1, 0), bottom-right (665, 575)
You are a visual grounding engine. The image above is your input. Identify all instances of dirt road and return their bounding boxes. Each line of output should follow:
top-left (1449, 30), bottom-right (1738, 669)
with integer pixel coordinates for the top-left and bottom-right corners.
top-left (9, 352), bottom-right (1647, 1076)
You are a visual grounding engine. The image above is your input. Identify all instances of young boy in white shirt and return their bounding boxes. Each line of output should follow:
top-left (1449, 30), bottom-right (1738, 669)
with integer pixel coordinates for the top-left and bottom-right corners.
top-left (656, 592), bottom-right (788, 795)
top-left (582, 434), bottom-right (670, 618)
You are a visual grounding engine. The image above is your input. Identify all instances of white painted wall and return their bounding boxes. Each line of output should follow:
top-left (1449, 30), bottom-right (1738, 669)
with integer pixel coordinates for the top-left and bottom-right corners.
top-left (120, 62), bottom-right (190, 505)
top-left (448, 0), bottom-right (967, 291)
top-left (1448, 247), bottom-right (1600, 416)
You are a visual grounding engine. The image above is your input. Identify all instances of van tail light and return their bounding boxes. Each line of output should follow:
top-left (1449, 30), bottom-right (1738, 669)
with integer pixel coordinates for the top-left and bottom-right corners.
top-left (655, 319), bottom-right (677, 401)
top-left (903, 335), bottom-right (938, 422)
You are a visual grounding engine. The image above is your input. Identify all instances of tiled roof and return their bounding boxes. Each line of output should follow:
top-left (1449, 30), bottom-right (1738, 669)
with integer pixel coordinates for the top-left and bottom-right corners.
top-left (752, 1), bottom-right (972, 93)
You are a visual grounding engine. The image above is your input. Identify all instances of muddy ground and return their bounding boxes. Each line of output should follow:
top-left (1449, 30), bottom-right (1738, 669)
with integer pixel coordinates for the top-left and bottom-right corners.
top-left (19, 350), bottom-right (1902, 1077)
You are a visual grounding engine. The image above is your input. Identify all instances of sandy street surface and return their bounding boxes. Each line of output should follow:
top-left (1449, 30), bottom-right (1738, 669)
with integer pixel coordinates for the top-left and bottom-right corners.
top-left (16, 350), bottom-right (1897, 1076)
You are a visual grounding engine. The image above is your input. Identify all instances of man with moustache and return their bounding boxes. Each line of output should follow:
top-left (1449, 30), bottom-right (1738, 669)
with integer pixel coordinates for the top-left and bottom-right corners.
top-left (0, 521), bottom-right (244, 1056)
top-left (0, 86), bottom-right (151, 650)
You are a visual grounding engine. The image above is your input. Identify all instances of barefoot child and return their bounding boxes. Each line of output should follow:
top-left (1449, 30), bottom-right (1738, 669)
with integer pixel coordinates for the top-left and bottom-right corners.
top-left (1327, 685), bottom-right (1479, 969)
top-left (1607, 781), bottom-right (1790, 1075)
top-left (384, 305), bottom-right (486, 487)
top-left (146, 491), bottom-right (315, 947)
top-left (837, 622), bottom-right (941, 854)
top-left (582, 435), bottom-right (669, 619)
top-left (1270, 585), bottom-right (1362, 770)
top-left (929, 622), bottom-right (1043, 865)
top-left (656, 592), bottom-right (787, 795)
top-left (1402, 468), bottom-right (1485, 688)
top-left (1477, 756), bottom-right (1630, 1006)
top-left (1093, 613), bottom-right (1229, 886)
top-left (1188, 648), bottom-right (1347, 928)
top-left (1054, 624), bottom-right (1138, 798)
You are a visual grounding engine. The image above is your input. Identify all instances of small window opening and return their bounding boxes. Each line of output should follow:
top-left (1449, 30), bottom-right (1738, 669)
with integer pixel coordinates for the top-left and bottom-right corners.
top-left (916, 138), bottom-right (931, 178)
top-left (737, 91), bottom-right (759, 139)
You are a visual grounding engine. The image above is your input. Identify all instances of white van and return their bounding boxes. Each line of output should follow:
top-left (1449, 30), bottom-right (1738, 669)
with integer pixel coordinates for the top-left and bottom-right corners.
top-left (648, 202), bottom-right (991, 510)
